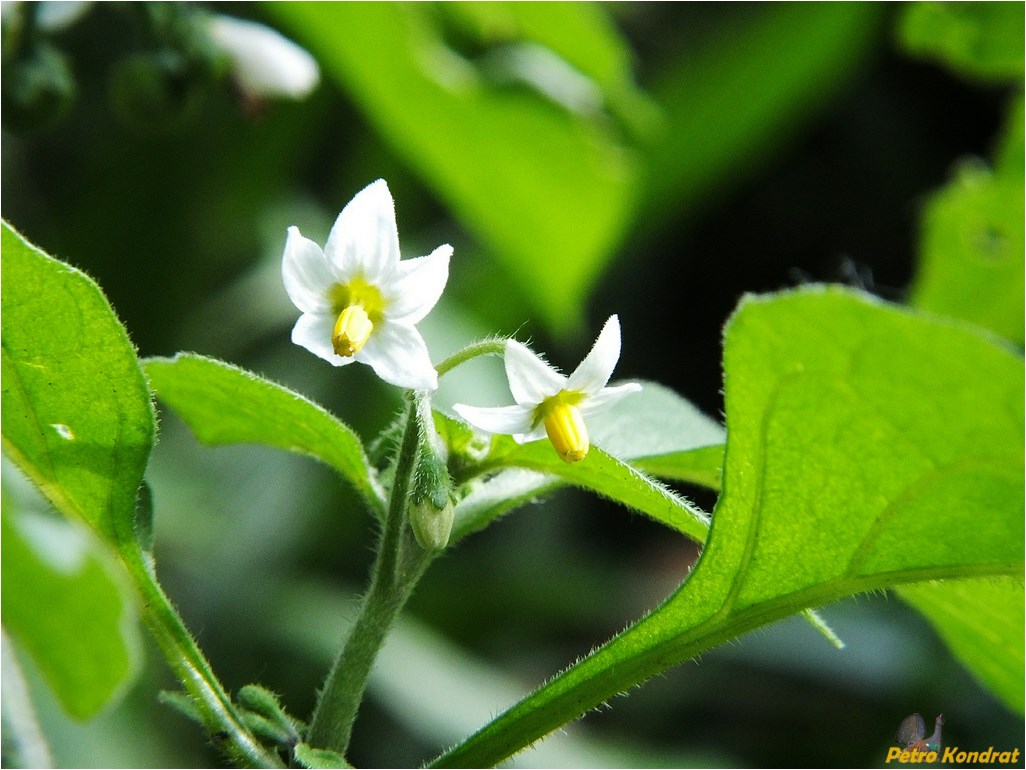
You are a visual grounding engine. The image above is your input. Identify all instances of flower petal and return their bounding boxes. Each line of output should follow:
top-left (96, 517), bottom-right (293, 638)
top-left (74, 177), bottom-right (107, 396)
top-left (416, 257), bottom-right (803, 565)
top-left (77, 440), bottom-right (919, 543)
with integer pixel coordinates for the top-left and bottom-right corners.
top-left (384, 244), bottom-right (452, 324)
top-left (514, 423), bottom-right (549, 444)
top-left (324, 179), bottom-right (400, 284)
top-left (283, 226), bottom-right (336, 314)
top-left (452, 403), bottom-right (534, 436)
top-left (357, 321), bottom-right (437, 390)
top-left (579, 381), bottom-right (642, 414)
top-left (505, 339), bottom-right (566, 406)
top-left (291, 312), bottom-right (353, 367)
top-left (566, 315), bottom-right (622, 395)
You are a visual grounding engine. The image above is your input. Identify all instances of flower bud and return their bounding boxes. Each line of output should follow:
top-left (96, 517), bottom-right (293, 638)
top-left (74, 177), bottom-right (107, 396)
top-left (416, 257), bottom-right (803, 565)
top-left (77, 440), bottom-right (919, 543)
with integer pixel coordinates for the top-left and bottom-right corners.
top-left (408, 448), bottom-right (455, 551)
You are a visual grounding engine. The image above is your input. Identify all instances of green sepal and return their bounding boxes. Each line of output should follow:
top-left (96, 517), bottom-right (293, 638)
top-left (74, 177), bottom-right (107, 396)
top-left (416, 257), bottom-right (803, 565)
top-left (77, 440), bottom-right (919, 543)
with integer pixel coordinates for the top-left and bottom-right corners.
top-left (412, 449), bottom-right (453, 514)
top-left (237, 684), bottom-right (303, 744)
top-left (158, 690), bottom-right (204, 726)
top-left (408, 397), bottom-right (457, 551)
top-left (365, 412), bottom-right (406, 470)
top-left (294, 743), bottom-right (352, 769)
top-left (239, 710), bottom-right (297, 750)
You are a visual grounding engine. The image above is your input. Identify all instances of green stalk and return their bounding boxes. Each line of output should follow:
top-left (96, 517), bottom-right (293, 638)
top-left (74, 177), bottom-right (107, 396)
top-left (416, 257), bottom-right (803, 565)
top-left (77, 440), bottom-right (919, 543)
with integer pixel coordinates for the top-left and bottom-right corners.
top-left (435, 339), bottom-right (506, 378)
top-left (306, 394), bottom-right (430, 756)
top-left (122, 552), bottom-right (282, 768)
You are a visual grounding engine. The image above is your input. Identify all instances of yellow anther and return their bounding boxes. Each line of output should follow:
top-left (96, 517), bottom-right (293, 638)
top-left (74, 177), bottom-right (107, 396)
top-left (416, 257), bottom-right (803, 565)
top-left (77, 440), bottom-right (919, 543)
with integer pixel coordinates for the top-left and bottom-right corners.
top-left (332, 304), bottom-right (373, 357)
top-left (543, 400), bottom-right (589, 464)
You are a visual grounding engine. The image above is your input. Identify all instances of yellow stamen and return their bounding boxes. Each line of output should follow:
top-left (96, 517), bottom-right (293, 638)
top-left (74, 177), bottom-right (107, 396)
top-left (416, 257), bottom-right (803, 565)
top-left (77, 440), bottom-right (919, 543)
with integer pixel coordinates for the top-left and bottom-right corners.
top-left (543, 400), bottom-right (589, 464)
top-left (333, 304), bottom-right (373, 357)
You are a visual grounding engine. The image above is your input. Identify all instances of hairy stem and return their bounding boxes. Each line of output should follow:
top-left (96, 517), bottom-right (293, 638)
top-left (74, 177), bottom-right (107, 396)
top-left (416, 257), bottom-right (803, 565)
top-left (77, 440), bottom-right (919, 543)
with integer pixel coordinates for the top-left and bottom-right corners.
top-left (435, 339), bottom-right (506, 379)
top-left (123, 553), bottom-right (282, 768)
top-left (306, 394), bottom-right (430, 756)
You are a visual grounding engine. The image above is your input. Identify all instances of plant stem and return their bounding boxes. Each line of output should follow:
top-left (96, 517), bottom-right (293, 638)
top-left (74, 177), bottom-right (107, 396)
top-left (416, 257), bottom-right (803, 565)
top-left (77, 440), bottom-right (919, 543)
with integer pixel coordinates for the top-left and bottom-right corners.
top-left (122, 553), bottom-right (283, 768)
top-left (306, 394), bottom-right (429, 756)
top-left (435, 339), bottom-right (506, 378)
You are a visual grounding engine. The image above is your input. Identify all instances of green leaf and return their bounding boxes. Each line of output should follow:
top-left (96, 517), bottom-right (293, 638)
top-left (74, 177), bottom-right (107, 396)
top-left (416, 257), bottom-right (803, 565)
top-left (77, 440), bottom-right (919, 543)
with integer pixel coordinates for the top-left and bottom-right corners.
top-left (431, 287), bottom-right (1024, 767)
top-left (897, 578), bottom-right (1024, 715)
top-left (2, 631), bottom-right (54, 768)
top-left (439, 2), bottom-right (658, 136)
top-left (266, 2), bottom-right (639, 334)
top-left (1, 221), bottom-right (155, 550)
top-left (631, 445), bottom-right (723, 491)
top-left (1, 225), bottom-right (280, 767)
top-left (488, 443), bottom-right (708, 541)
top-left (450, 468), bottom-right (560, 544)
top-left (899, 1), bottom-right (1025, 83)
top-left (909, 159), bottom-right (1025, 343)
top-left (1, 499), bottom-right (140, 720)
top-left (586, 380), bottom-right (725, 461)
top-left (588, 379), bottom-right (725, 491)
top-left (144, 354), bottom-right (384, 513)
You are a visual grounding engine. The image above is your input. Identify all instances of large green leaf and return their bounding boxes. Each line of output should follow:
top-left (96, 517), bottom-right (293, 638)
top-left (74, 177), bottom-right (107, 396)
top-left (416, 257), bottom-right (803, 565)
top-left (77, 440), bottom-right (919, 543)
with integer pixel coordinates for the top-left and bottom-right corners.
top-left (899, 1), bottom-right (1025, 83)
top-left (438, 3), bottom-right (638, 104)
top-left (903, 90), bottom-right (1024, 696)
top-left (431, 287), bottom-right (1024, 767)
top-left (144, 354), bottom-right (384, 513)
top-left (898, 578), bottom-right (1024, 715)
top-left (2, 499), bottom-right (140, 720)
top-left (1, 221), bottom-right (154, 553)
top-left (1, 224), bottom-right (279, 766)
top-left (0, 221), bottom-right (152, 721)
top-left (265, 2), bottom-right (639, 334)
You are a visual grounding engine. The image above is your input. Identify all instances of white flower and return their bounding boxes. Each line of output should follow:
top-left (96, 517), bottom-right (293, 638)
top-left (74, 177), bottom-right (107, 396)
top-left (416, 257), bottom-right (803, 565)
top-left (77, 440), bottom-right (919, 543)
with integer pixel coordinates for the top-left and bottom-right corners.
top-left (454, 316), bottom-right (641, 463)
top-left (208, 14), bottom-right (319, 100)
top-left (283, 179), bottom-right (451, 391)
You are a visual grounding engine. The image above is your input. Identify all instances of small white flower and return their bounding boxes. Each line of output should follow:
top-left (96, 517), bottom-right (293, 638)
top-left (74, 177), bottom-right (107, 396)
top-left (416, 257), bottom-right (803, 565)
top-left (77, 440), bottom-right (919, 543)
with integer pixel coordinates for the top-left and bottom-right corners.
top-left (283, 179), bottom-right (451, 391)
top-left (454, 316), bottom-right (641, 463)
top-left (208, 14), bottom-right (319, 100)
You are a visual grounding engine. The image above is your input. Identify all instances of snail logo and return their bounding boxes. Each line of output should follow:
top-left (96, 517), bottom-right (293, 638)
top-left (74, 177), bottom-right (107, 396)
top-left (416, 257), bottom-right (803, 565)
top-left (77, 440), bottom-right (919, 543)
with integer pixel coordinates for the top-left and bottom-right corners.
top-left (896, 713), bottom-right (945, 754)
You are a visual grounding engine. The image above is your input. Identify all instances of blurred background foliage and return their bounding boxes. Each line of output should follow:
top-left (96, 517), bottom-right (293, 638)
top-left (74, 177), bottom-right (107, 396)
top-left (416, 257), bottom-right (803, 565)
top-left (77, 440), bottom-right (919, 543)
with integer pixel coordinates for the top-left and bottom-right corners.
top-left (2, 2), bottom-right (1022, 767)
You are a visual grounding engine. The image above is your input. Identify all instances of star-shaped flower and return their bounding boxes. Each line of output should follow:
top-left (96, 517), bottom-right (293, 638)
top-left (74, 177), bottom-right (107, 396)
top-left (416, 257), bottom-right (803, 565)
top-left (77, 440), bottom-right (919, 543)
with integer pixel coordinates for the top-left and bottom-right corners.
top-left (283, 179), bottom-right (451, 391)
top-left (453, 315), bottom-right (641, 463)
